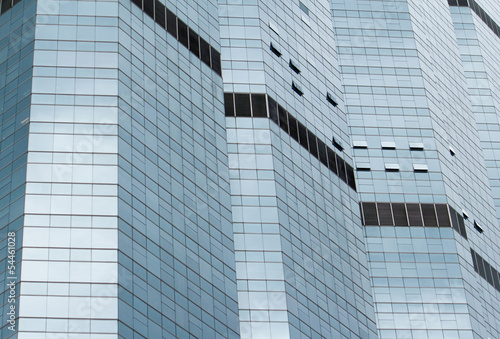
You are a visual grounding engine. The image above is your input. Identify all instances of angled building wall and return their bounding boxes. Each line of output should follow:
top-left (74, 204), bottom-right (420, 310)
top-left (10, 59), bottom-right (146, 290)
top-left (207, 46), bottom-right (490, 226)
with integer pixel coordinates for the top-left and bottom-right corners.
top-left (330, 0), bottom-right (500, 337)
top-left (219, 0), bottom-right (378, 337)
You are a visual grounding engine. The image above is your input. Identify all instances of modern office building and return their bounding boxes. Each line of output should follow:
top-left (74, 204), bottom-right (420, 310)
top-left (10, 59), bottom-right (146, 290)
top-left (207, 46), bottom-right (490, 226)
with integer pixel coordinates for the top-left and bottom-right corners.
top-left (1, 0), bottom-right (500, 338)
top-left (1, 0), bottom-right (239, 337)
top-left (330, 0), bottom-right (500, 338)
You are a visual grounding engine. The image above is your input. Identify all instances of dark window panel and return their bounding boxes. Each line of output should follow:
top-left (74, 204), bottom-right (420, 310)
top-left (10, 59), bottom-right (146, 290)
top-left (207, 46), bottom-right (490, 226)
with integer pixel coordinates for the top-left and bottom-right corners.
top-left (177, 19), bottom-right (189, 48)
top-left (447, 0), bottom-right (458, 5)
top-left (332, 137), bottom-right (344, 152)
top-left (144, 0), bottom-right (154, 19)
top-left (251, 94), bottom-right (267, 117)
top-left (288, 115), bottom-right (298, 142)
top-left (392, 203), bottom-right (408, 226)
top-left (493, 268), bottom-right (500, 291)
top-left (199, 37), bottom-right (211, 67)
top-left (336, 155), bottom-right (346, 182)
top-left (362, 202), bottom-right (379, 226)
top-left (407, 203), bottom-right (423, 226)
top-left (308, 131), bottom-right (318, 159)
top-left (494, 24), bottom-right (500, 38)
top-left (289, 59), bottom-right (300, 74)
top-left (377, 203), bottom-right (393, 226)
top-left (154, 1), bottom-right (166, 28)
top-left (131, 0), bottom-right (142, 9)
top-left (473, 220), bottom-right (484, 233)
top-left (470, 249), bottom-right (479, 273)
top-left (470, 1), bottom-right (479, 12)
top-left (278, 105), bottom-right (288, 133)
top-left (268, 97), bottom-right (279, 125)
top-left (298, 121), bottom-right (308, 150)
top-left (299, 1), bottom-right (309, 15)
top-left (484, 261), bottom-right (494, 285)
top-left (435, 204), bottom-right (451, 227)
top-left (450, 208), bottom-right (460, 233)
top-left (211, 48), bottom-right (221, 76)
top-left (421, 204), bottom-right (438, 227)
top-left (327, 148), bottom-right (337, 174)
top-left (317, 139), bottom-right (328, 167)
top-left (270, 42), bottom-right (282, 57)
top-left (477, 255), bottom-right (486, 279)
top-left (234, 93), bottom-right (251, 117)
top-left (292, 81), bottom-right (304, 96)
top-left (457, 0), bottom-right (468, 6)
top-left (12, 0), bottom-right (20, 4)
top-left (346, 164), bottom-right (356, 191)
top-left (166, 9), bottom-right (177, 38)
top-left (224, 93), bottom-right (234, 117)
top-left (326, 92), bottom-right (338, 107)
top-left (458, 215), bottom-right (467, 239)
top-left (189, 29), bottom-right (199, 57)
top-left (477, 7), bottom-right (485, 21)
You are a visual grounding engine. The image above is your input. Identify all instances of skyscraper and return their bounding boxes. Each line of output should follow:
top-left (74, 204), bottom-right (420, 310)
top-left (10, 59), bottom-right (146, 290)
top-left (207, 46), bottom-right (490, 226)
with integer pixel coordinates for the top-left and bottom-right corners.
top-left (330, 0), bottom-right (500, 338)
top-left (2, 0), bottom-right (239, 337)
top-left (1, 0), bottom-right (500, 338)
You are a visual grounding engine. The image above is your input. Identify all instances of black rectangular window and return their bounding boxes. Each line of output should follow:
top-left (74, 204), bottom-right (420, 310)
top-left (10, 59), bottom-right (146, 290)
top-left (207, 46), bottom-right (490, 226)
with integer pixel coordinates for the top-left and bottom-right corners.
top-left (435, 204), bottom-right (451, 227)
top-left (143, 0), bottom-right (154, 19)
top-left (297, 121), bottom-right (308, 150)
top-left (336, 155), bottom-right (346, 182)
top-left (292, 81), bottom-right (304, 96)
top-left (189, 30), bottom-right (199, 57)
top-left (457, 0), bottom-right (468, 6)
top-left (392, 203), bottom-right (408, 226)
top-left (407, 203), bottom-right (423, 226)
top-left (327, 148), bottom-right (337, 174)
top-left (224, 93), bottom-right (234, 117)
top-left (289, 59), bottom-right (301, 74)
top-left (268, 97), bottom-right (279, 125)
top-left (200, 37), bottom-right (211, 67)
top-left (251, 94), bottom-right (267, 117)
top-left (211, 48), bottom-right (221, 76)
top-left (470, 249), bottom-right (479, 273)
top-left (317, 139), bottom-right (328, 167)
top-left (447, 0), bottom-right (458, 5)
top-left (326, 92), bottom-right (338, 107)
top-left (234, 94), bottom-right (251, 117)
top-left (458, 215), bottom-right (467, 239)
top-left (484, 261), bottom-right (494, 285)
top-left (154, 0), bottom-right (166, 28)
top-left (270, 42), bottom-right (282, 57)
top-left (477, 255), bottom-right (486, 279)
top-left (421, 204), bottom-right (438, 227)
top-left (474, 221), bottom-right (484, 233)
top-left (177, 19), bottom-right (189, 48)
top-left (166, 9), bottom-right (177, 38)
top-left (278, 105), bottom-right (288, 133)
top-left (362, 202), bottom-right (379, 226)
top-left (308, 131), bottom-right (318, 159)
top-left (288, 115), bottom-right (298, 142)
top-left (131, 0), bottom-right (142, 10)
top-left (450, 208), bottom-right (460, 233)
top-left (346, 164), bottom-right (356, 191)
top-left (377, 203), bottom-right (393, 226)
top-left (493, 268), bottom-right (500, 291)
top-left (332, 137), bottom-right (344, 152)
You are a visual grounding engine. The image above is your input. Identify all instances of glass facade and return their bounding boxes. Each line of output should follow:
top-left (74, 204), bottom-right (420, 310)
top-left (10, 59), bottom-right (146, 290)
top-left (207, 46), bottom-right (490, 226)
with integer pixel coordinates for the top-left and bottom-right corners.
top-left (0, 0), bottom-right (35, 336)
top-left (1, 0), bottom-right (500, 338)
top-left (330, 0), bottom-right (500, 338)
